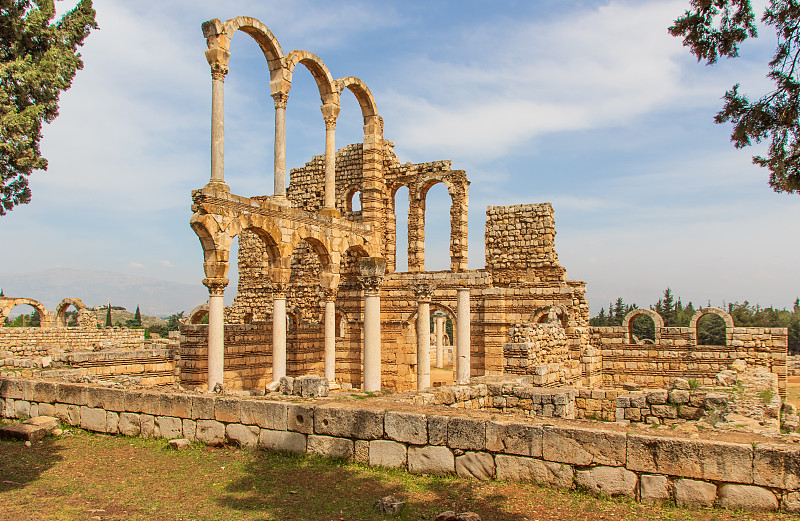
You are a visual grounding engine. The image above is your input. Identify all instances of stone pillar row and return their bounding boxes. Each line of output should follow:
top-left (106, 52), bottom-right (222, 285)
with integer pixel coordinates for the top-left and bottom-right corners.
top-left (272, 92), bottom-right (288, 203)
top-left (434, 314), bottom-right (446, 368)
top-left (456, 285), bottom-right (471, 383)
top-left (323, 288), bottom-right (336, 383)
top-left (414, 283), bottom-right (434, 391)
top-left (203, 277), bottom-right (228, 392)
top-left (272, 284), bottom-right (287, 382)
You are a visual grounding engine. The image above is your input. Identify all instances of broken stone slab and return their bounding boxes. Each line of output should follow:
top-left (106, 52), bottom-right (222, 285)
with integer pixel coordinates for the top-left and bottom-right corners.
top-left (24, 415), bottom-right (59, 431)
top-left (168, 438), bottom-right (191, 450)
top-left (0, 423), bottom-right (48, 442)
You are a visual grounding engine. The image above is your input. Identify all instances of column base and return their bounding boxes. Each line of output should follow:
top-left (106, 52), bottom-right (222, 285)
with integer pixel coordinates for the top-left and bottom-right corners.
top-left (270, 195), bottom-right (290, 206)
top-left (203, 181), bottom-right (230, 194)
top-left (319, 207), bottom-right (341, 218)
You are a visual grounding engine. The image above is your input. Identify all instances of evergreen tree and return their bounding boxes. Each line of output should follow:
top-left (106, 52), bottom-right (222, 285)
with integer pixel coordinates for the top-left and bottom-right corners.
top-left (1, 0), bottom-right (98, 214)
top-left (105, 303), bottom-right (111, 327)
top-left (661, 288), bottom-right (677, 326)
top-left (134, 305), bottom-right (141, 327)
top-left (671, 1), bottom-right (800, 193)
top-left (613, 297), bottom-right (626, 325)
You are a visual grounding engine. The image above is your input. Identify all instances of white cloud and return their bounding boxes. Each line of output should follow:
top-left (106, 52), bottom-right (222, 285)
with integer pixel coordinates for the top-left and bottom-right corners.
top-left (129, 262), bottom-right (145, 269)
top-left (158, 260), bottom-right (176, 268)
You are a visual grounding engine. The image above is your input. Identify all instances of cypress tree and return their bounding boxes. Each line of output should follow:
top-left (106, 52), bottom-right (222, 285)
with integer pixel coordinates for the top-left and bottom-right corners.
top-left (134, 305), bottom-right (141, 326)
top-left (105, 303), bottom-right (111, 327)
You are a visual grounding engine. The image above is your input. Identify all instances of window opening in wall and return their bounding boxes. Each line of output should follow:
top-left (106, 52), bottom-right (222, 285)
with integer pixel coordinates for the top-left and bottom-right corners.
top-left (394, 185), bottom-right (409, 272)
top-left (697, 313), bottom-right (727, 345)
top-left (347, 190), bottom-right (362, 212)
top-left (630, 314), bottom-right (656, 343)
top-left (424, 182), bottom-right (451, 271)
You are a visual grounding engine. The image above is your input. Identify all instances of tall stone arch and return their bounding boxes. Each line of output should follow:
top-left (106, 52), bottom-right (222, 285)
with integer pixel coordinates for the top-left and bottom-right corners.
top-left (55, 297), bottom-right (89, 327)
top-left (623, 308), bottom-right (664, 344)
top-left (689, 307), bottom-right (734, 346)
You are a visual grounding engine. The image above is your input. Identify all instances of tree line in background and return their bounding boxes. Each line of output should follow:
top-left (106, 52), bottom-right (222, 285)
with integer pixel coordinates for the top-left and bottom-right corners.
top-left (590, 288), bottom-right (800, 353)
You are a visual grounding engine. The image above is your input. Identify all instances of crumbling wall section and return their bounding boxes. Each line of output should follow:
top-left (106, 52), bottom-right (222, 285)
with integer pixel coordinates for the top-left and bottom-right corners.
top-left (0, 327), bottom-right (144, 352)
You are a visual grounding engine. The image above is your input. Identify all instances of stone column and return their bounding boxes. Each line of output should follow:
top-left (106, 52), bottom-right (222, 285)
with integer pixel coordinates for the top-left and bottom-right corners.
top-left (456, 285), bottom-right (471, 383)
top-left (359, 258), bottom-right (386, 392)
top-left (272, 284), bottom-right (287, 382)
top-left (321, 103), bottom-right (341, 216)
top-left (204, 46), bottom-right (229, 188)
top-left (203, 277), bottom-right (228, 392)
top-left (414, 284), bottom-right (434, 390)
top-left (323, 288), bottom-right (336, 382)
top-left (434, 314), bottom-right (446, 368)
top-left (272, 92), bottom-right (289, 202)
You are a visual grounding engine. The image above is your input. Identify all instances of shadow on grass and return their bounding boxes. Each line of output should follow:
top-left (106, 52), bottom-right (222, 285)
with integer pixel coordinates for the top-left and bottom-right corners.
top-left (0, 434), bottom-right (64, 495)
top-left (219, 450), bottom-right (527, 521)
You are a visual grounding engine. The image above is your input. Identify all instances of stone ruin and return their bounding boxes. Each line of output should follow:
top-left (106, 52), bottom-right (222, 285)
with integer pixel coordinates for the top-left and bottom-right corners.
top-left (1, 16), bottom-right (799, 513)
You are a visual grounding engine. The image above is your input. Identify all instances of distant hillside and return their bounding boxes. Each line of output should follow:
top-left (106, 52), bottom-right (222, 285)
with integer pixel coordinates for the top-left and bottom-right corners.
top-left (0, 268), bottom-right (208, 317)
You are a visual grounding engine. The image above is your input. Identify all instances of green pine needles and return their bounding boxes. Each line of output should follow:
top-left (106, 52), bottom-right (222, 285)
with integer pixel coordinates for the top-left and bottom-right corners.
top-left (671, 0), bottom-right (800, 193)
top-left (0, 0), bottom-right (97, 215)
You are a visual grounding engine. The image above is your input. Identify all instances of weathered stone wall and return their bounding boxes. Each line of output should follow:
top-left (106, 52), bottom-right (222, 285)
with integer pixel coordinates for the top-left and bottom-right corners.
top-left (591, 325), bottom-right (788, 396)
top-left (2, 376), bottom-right (797, 512)
top-left (39, 349), bottom-right (176, 387)
top-left (485, 204), bottom-right (566, 286)
top-left (0, 327), bottom-right (144, 351)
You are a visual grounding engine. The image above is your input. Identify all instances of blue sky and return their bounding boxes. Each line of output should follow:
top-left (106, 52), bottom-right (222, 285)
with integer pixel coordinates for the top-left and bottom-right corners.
top-left (1, 0), bottom-right (798, 314)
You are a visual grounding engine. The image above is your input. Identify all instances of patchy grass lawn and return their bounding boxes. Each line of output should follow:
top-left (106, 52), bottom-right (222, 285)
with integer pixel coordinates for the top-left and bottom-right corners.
top-left (0, 428), bottom-right (796, 521)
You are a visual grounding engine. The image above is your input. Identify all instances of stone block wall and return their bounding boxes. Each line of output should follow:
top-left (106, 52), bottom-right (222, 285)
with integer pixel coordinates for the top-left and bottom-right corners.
top-left (485, 203), bottom-right (566, 286)
top-left (592, 326), bottom-right (788, 396)
top-left (2, 376), bottom-right (798, 513)
top-left (0, 327), bottom-right (144, 351)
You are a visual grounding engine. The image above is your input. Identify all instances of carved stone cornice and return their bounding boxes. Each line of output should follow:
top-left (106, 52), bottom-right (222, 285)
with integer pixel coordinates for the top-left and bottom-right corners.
top-left (413, 282), bottom-right (435, 302)
top-left (203, 278), bottom-right (228, 297)
top-left (272, 92), bottom-right (289, 109)
top-left (358, 275), bottom-right (383, 296)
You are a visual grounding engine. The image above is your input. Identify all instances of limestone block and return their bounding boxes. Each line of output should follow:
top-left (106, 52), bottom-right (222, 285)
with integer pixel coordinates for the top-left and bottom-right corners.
top-left (160, 393), bottom-right (191, 419)
top-left (428, 415), bottom-right (448, 445)
top-left (259, 429), bottom-right (307, 454)
top-left (639, 474), bottom-right (669, 503)
top-left (296, 375), bottom-right (329, 397)
top-left (38, 403), bottom-right (55, 417)
top-left (140, 414), bottom-right (155, 439)
top-left (646, 390), bottom-right (668, 405)
top-left (196, 419), bottom-right (225, 446)
top-left (574, 466), bottom-right (636, 497)
top-left (369, 440), bottom-right (407, 468)
top-left (494, 455), bottom-right (573, 488)
top-left (156, 416), bottom-right (183, 439)
top-left (543, 425), bottom-right (625, 466)
top-left (716, 484), bottom-right (777, 511)
top-left (307, 435), bottom-right (354, 460)
top-left (80, 406), bottom-right (106, 432)
top-left (191, 395), bottom-right (215, 420)
top-left (668, 389), bottom-right (690, 404)
top-left (138, 391), bottom-right (161, 416)
top-left (0, 423), bottom-right (48, 442)
top-left (385, 411), bottom-right (427, 444)
top-left (182, 419), bottom-right (196, 441)
top-left (627, 434), bottom-right (752, 483)
top-left (0, 378), bottom-right (25, 399)
top-left (215, 397), bottom-right (241, 423)
top-left (287, 404), bottom-right (315, 434)
top-left (486, 421), bottom-right (542, 457)
top-left (314, 405), bottom-right (384, 440)
top-left (240, 400), bottom-right (288, 430)
top-left (447, 417), bottom-right (486, 450)
top-left (106, 411), bottom-right (119, 434)
top-left (53, 400), bottom-right (81, 425)
top-left (674, 479), bottom-right (716, 507)
top-left (355, 439), bottom-right (369, 464)
top-left (2, 398), bottom-right (13, 419)
top-left (226, 423), bottom-right (259, 448)
top-left (650, 405), bottom-right (677, 419)
top-left (14, 399), bottom-right (30, 419)
top-left (408, 446), bottom-right (455, 475)
top-left (455, 452), bottom-right (495, 480)
top-left (753, 443), bottom-right (800, 489)
top-left (784, 491), bottom-right (800, 513)
top-left (32, 381), bottom-right (56, 403)
top-left (119, 412), bottom-right (141, 437)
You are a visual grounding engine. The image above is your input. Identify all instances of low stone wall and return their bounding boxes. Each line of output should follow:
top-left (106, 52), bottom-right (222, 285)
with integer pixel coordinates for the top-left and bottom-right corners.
top-left (41, 349), bottom-right (176, 387)
top-left (591, 326), bottom-right (788, 396)
top-left (0, 327), bottom-right (144, 352)
top-left (1, 376), bottom-right (797, 512)
top-left (615, 389), bottom-right (723, 424)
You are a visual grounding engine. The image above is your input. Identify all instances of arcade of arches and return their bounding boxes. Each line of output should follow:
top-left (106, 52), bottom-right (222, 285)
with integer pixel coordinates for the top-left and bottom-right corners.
top-left (180, 16), bottom-right (787, 396)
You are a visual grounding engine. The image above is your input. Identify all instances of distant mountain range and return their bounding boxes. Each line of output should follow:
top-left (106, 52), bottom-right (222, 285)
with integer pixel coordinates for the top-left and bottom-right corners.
top-left (0, 268), bottom-right (209, 317)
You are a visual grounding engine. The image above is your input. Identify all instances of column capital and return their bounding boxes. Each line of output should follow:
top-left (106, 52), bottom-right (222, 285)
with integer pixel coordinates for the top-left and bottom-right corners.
top-left (413, 282), bottom-right (435, 302)
top-left (203, 278), bottom-right (228, 296)
top-left (322, 287), bottom-right (337, 302)
top-left (272, 282), bottom-right (288, 300)
top-left (272, 91), bottom-right (289, 109)
top-left (323, 115), bottom-right (338, 130)
top-left (358, 275), bottom-right (383, 296)
top-left (205, 48), bottom-right (230, 80)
